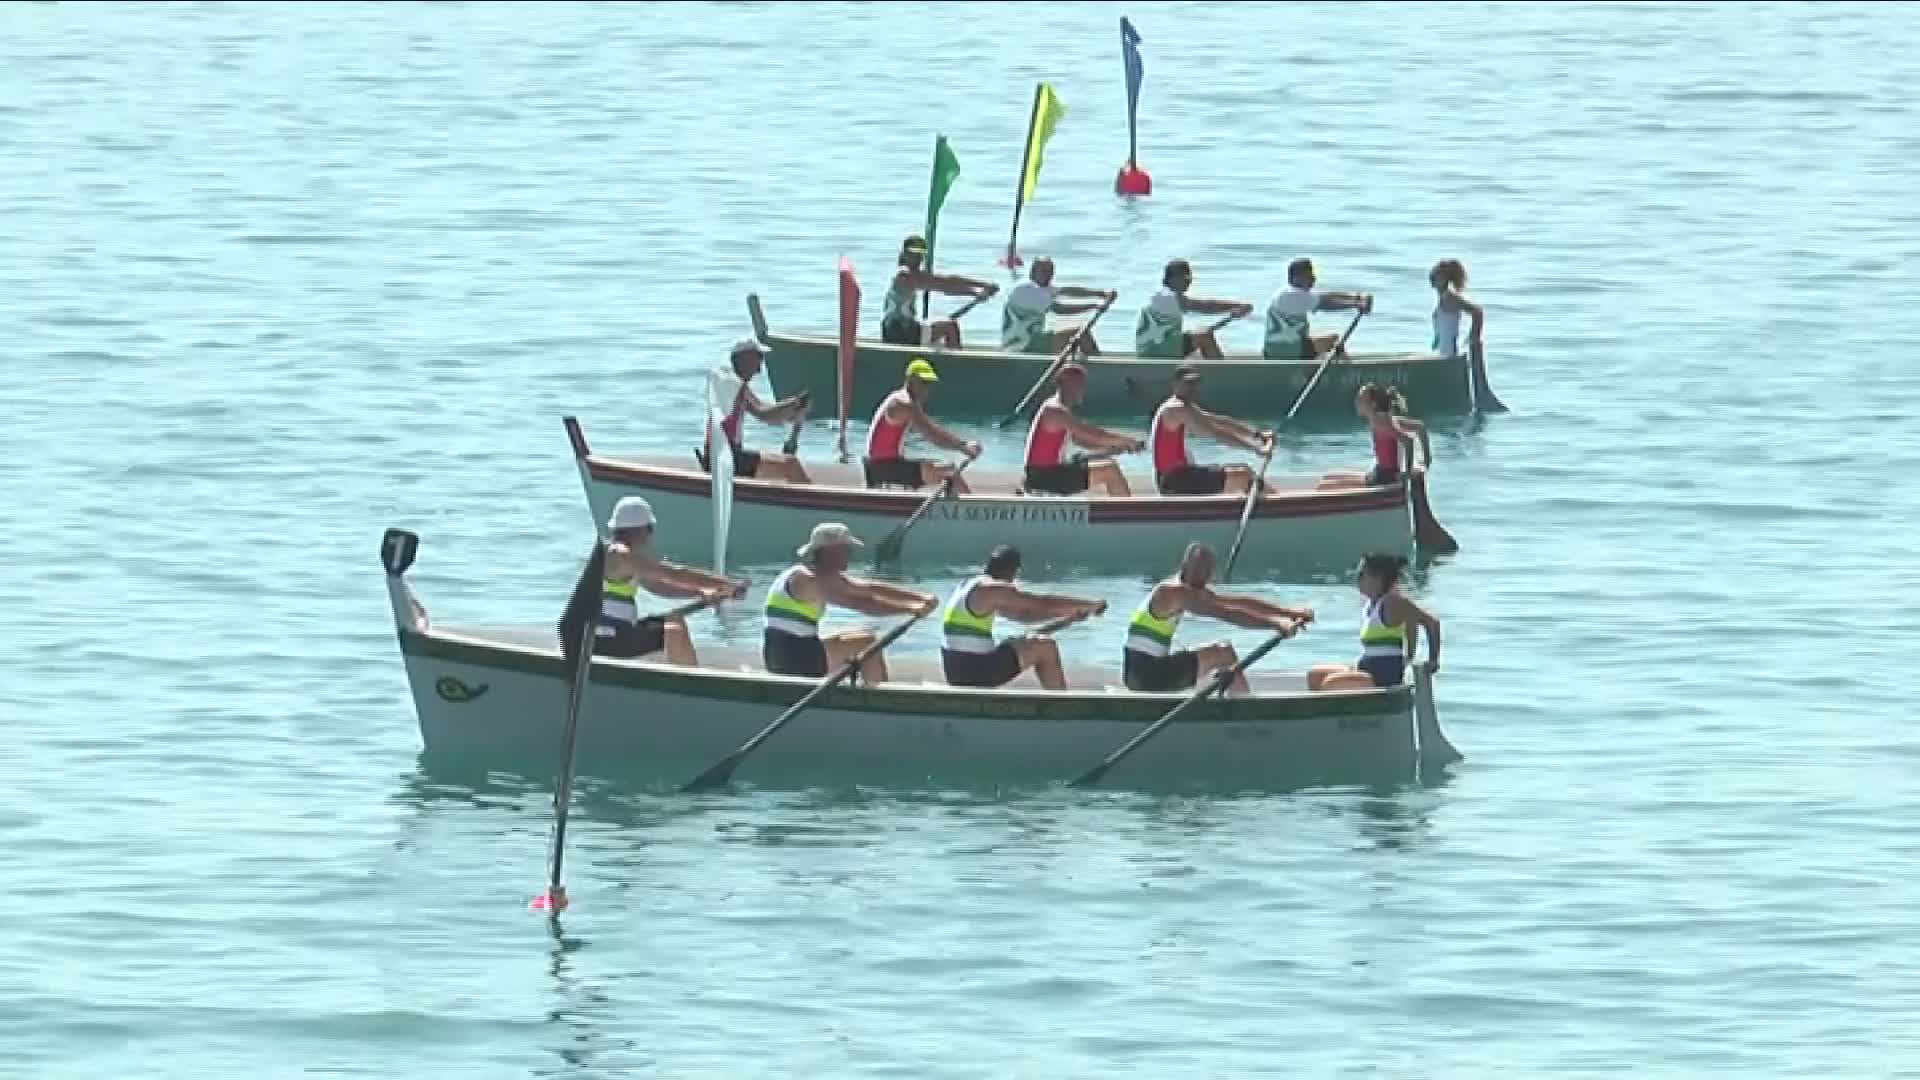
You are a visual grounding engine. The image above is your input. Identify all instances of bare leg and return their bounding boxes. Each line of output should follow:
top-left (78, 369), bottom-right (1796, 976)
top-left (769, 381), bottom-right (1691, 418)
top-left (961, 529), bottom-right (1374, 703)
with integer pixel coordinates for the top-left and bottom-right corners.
top-left (1089, 460), bottom-right (1131, 497)
top-left (1310, 332), bottom-right (1342, 358)
top-left (1049, 326), bottom-right (1100, 356)
top-left (663, 617), bottom-right (697, 666)
top-left (824, 629), bottom-right (884, 683)
top-left (753, 452), bottom-right (811, 486)
top-left (1014, 636), bottom-right (1066, 690)
top-left (932, 319), bottom-right (962, 349)
top-left (1316, 471), bottom-right (1369, 491)
top-left (1307, 663), bottom-right (1348, 691)
top-left (923, 461), bottom-right (969, 495)
top-left (1223, 464), bottom-right (1255, 495)
top-left (1192, 330), bottom-right (1225, 359)
top-left (1316, 668), bottom-right (1377, 691)
top-left (1194, 642), bottom-right (1247, 695)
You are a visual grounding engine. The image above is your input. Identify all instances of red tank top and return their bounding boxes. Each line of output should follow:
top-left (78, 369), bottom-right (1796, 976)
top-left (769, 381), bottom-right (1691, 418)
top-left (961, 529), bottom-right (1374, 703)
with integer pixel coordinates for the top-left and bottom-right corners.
top-left (705, 382), bottom-right (747, 447)
top-left (1151, 398), bottom-right (1188, 473)
top-left (1372, 423), bottom-right (1400, 470)
top-left (1024, 398), bottom-right (1071, 467)
top-left (866, 390), bottom-right (911, 460)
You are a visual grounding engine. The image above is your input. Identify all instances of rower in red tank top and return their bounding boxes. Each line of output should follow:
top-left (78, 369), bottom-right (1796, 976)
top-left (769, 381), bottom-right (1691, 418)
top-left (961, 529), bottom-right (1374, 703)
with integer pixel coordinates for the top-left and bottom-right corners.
top-left (1149, 366), bottom-right (1272, 496)
top-left (862, 358), bottom-right (980, 493)
top-left (1317, 382), bottom-right (1431, 490)
top-left (1020, 364), bottom-right (1146, 498)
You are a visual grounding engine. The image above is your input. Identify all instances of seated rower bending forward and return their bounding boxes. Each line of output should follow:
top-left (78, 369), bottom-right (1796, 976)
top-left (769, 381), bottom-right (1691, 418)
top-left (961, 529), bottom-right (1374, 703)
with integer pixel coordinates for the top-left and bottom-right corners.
top-left (1002, 256), bottom-right (1116, 355)
top-left (700, 337), bottom-right (811, 484)
top-left (1122, 543), bottom-right (1313, 695)
top-left (882, 234), bottom-right (998, 348)
top-left (597, 496), bottom-right (745, 665)
top-left (1309, 553), bottom-right (1440, 690)
top-left (865, 358), bottom-right (981, 493)
top-left (1135, 258), bottom-right (1253, 360)
top-left (1023, 363), bottom-right (1144, 497)
top-left (1319, 383), bottom-right (1432, 490)
top-left (763, 522), bottom-right (937, 684)
top-left (1263, 257), bottom-right (1373, 361)
top-left (941, 545), bottom-right (1107, 690)
top-left (1152, 365), bottom-right (1273, 496)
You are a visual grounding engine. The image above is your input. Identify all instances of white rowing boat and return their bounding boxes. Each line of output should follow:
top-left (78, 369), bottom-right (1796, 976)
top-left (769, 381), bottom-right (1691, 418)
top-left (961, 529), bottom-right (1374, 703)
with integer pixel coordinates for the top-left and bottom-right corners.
top-left (380, 530), bottom-right (1462, 792)
top-left (562, 417), bottom-right (1451, 576)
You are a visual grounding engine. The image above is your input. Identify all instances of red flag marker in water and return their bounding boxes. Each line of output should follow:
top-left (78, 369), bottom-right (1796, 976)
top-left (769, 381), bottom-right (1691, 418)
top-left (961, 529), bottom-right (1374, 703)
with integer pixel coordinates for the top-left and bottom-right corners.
top-left (1115, 17), bottom-right (1153, 197)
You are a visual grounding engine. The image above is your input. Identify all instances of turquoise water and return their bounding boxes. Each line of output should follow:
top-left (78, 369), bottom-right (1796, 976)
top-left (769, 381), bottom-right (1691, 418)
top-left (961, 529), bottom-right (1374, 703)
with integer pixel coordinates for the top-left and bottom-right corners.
top-left (7, 2), bottom-right (1920, 1075)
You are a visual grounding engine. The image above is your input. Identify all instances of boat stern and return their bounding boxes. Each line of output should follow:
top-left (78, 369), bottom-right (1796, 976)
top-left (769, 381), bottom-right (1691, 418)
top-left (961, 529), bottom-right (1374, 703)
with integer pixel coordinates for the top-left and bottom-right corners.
top-left (1412, 662), bottom-right (1463, 775)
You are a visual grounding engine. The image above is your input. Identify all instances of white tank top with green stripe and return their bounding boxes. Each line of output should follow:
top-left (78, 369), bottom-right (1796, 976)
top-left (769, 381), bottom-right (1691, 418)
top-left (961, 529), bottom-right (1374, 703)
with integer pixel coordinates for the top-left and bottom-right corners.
top-left (941, 575), bottom-right (999, 654)
top-left (883, 272), bottom-right (918, 327)
top-left (1122, 584), bottom-right (1183, 657)
top-left (764, 565), bottom-right (825, 639)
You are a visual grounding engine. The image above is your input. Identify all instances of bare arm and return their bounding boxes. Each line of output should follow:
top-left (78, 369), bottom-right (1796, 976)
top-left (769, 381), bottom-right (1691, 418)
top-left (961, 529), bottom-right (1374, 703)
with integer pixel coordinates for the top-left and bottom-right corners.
top-left (907, 270), bottom-right (996, 297)
top-left (739, 384), bottom-right (808, 424)
top-left (634, 559), bottom-right (744, 603)
top-left (1187, 405), bottom-right (1268, 453)
top-left (1066, 415), bottom-right (1145, 454)
top-left (1048, 299), bottom-right (1106, 317)
top-left (1394, 416), bottom-right (1431, 468)
top-left (1180, 293), bottom-right (1252, 317)
top-left (1390, 592), bottom-right (1440, 672)
top-left (1185, 588), bottom-right (1298, 633)
top-left (1213, 591), bottom-right (1314, 624)
top-left (980, 582), bottom-right (1105, 624)
top-left (1316, 290), bottom-right (1371, 312)
top-left (1455, 292), bottom-right (1485, 344)
top-left (909, 405), bottom-right (976, 455)
top-left (820, 574), bottom-right (934, 617)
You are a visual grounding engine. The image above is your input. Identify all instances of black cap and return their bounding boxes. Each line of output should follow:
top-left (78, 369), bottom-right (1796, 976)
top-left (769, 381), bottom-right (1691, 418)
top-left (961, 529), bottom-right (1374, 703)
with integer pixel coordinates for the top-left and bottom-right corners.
top-left (985, 544), bottom-right (1022, 577)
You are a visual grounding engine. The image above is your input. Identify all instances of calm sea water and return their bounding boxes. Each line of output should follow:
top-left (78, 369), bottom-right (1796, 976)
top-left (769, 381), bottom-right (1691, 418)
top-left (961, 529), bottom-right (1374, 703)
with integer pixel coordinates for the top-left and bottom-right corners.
top-left (6, 2), bottom-right (1920, 1076)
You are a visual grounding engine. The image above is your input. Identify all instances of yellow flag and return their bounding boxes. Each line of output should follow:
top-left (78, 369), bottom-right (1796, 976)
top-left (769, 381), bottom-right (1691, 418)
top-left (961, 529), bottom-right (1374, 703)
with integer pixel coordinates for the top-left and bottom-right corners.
top-left (1018, 83), bottom-right (1066, 204)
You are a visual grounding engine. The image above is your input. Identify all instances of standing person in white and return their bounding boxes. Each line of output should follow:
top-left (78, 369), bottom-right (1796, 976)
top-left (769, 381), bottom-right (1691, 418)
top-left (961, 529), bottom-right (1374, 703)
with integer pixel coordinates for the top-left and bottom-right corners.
top-left (1263, 257), bottom-right (1373, 361)
top-left (1000, 257), bottom-right (1116, 355)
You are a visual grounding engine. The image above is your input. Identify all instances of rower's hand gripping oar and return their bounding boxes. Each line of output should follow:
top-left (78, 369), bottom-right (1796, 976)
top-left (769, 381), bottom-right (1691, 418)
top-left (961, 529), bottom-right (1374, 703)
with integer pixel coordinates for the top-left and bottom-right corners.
top-left (1069, 626), bottom-right (1294, 788)
top-left (1281, 308), bottom-right (1367, 427)
top-left (945, 284), bottom-right (999, 325)
top-left (531, 551), bottom-right (731, 914)
top-left (680, 610), bottom-right (932, 793)
top-left (1219, 435), bottom-right (1276, 584)
top-left (874, 449), bottom-right (980, 563)
top-left (996, 294), bottom-right (1117, 429)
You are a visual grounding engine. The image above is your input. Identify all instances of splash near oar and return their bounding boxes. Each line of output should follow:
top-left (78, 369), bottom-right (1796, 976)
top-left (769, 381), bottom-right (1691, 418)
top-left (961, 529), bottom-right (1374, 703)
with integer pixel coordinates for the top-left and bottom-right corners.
top-left (921, 134), bottom-right (961, 320)
top-left (836, 257), bottom-right (859, 463)
top-left (1115, 17), bottom-right (1151, 196)
top-left (1001, 82), bottom-right (1067, 270)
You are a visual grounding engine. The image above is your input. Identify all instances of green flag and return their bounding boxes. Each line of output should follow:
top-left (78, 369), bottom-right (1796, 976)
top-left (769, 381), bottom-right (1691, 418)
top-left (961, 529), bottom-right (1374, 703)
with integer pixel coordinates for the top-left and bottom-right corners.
top-left (923, 134), bottom-right (960, 272)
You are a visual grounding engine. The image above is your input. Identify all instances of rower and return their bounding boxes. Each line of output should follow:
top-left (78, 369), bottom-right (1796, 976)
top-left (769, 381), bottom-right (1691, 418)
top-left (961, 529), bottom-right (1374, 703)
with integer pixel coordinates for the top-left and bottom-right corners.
top-left (941, 545), bottom-right (1106, 691)
top-left (1151, 365), bottom-right (1273, 496)
top-left (882, 234), bottom-right (998, 348)
top-left (1122, 543), bottom-right (1314, 696)
top-left (1134, 258), bottom-right (1252, 360)
top-left (1001, 256), bottom-right (1116, 355)
top-left (597, 496), bottom-right (746, 665)
top-left (1429, 258), bottom-right (1484, 358)
top-left (1022, 364), bottom-right (1143, 497)
top-left (763, 522), bottom-right (937, 684)
top-left (864, 358), bottom-right (981, 492)
top-left (1309, 553), bottom-right (1440, 690)
top-left (1318, 383), bottom-right (1432, 490)
top-left (698, 337), bottom-right (811, 484)
top-left (1263, 257), bottom-right (1372, 361)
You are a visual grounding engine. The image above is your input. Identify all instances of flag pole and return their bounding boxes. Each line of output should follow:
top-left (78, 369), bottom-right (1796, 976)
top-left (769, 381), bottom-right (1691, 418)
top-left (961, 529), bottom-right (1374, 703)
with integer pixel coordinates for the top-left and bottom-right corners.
top-left (1001, 83), bottom-right (1042, 271)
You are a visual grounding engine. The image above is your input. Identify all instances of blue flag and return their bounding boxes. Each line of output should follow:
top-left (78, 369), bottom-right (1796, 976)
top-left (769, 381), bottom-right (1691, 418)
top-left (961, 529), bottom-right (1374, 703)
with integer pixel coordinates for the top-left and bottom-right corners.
top-left (1121, 17), bottom-right (1144, 140)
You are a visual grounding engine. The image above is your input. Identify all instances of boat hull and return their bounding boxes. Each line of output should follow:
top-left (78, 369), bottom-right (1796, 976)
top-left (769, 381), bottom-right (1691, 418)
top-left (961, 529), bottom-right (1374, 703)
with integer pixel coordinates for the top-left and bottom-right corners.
top-left (565, 431), bottom-right (1415, 578)
top-left (761, 331), bottom-right (1476, 423)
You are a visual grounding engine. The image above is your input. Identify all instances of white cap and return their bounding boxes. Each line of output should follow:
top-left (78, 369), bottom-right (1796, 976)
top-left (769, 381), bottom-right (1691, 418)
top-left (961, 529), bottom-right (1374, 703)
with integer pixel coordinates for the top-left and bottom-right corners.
top-left (732, 337), bottom-right (770, 357)
top-left (607, 496), bottom-right (656, 532)
top-left (797, 522), bottom-right (863, 558)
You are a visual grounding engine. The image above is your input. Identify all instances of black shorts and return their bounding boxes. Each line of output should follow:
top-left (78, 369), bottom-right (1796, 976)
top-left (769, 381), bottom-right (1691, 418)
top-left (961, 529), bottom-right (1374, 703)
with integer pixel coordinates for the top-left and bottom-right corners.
top-left (595, 616), bottom-right (665, 659)
top-left (695, 444), bottom-right (762, 478)
top-left (880, 317), bottom-right (922, 346)
top-left (764, 628), bottom-right (828, 678)
top-left (1024, 459), bottom-right (1091, 496)
top-left (1123, 648), bottom-right (1200, 692)
top-left (1357, 655), bottom-right (1405, 686)
top-left (1158, 464), bottom-right (1228, 496)
top-left (864, 456), bottom-right (926, 489)
top-left (942, 642), bottom-right (1023, 688)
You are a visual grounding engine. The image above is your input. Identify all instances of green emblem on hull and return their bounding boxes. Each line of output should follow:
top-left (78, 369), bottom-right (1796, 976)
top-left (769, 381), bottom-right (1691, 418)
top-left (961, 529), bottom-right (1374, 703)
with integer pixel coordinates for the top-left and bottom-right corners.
top-left (436, 676), bottom-right (490, 703)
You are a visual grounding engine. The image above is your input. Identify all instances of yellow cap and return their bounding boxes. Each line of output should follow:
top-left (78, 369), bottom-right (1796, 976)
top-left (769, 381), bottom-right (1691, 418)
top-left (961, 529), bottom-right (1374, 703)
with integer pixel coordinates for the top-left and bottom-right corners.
top-left (905, 358), bottom-right (939, 382)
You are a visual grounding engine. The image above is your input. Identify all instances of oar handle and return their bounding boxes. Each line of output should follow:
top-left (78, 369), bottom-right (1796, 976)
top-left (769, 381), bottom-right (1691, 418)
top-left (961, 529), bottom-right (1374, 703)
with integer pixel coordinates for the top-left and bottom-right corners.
top-left (948, 288), bottom-right (997, 322)
top-left (679, 609), bottom-right (931, 793)
top-left (997, 295), bottom-right (1117, 429)
top-left (1031, 602), bottom-right (1105, 637)
top-left (1204, 308), bottom-right (1249, 334)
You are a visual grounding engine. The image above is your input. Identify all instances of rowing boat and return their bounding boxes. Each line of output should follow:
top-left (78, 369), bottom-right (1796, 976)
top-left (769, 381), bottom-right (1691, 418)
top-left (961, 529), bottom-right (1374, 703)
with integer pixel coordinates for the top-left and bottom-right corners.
top-left (749, 294), bottom-right (1494, 423)
top-left (379, 530), bottom-right (1463, 791)
top-left (563, 417), bottom-right (1446, 576)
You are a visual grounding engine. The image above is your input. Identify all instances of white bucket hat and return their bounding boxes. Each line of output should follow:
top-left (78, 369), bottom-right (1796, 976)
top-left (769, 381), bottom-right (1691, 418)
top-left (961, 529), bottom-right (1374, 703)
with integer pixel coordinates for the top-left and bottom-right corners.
top-left (607, 496), bottom-right (656, 532)
top-left (732, 336), bottom-right (770, 357)
top-left (797, 522), bottom-right (863, 558)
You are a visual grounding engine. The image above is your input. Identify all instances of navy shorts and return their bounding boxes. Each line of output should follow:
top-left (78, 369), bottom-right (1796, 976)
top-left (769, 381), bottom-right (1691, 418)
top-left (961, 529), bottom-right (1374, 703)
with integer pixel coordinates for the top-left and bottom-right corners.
top-left (942, 642), bottom-right (1023, 688)
top-left (1123, 649), bottom-right (1200, 692)
top-left (596, 616), bottom-right (665, 659)
top-left (764, 629), bottom-right (829, 678)
top-left (1357, 655), bottom-right (1405, 686)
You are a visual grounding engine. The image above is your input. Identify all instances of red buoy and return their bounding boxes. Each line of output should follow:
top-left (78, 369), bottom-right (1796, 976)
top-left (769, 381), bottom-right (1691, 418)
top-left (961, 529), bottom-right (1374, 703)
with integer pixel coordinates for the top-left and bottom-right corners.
top-left (1116, 164), bottom-right (1153, 197)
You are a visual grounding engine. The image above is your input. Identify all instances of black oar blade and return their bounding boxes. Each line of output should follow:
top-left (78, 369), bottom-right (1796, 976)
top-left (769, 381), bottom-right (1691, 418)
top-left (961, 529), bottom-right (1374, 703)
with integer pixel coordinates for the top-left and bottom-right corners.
top-left (381, 529), bottom-right (419, 575)
top-left (679, 755), bottom-right (741, 794)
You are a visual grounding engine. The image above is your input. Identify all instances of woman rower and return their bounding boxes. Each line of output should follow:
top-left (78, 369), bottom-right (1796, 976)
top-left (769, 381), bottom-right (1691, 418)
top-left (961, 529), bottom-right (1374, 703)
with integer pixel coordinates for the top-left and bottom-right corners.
top-left (1318, 383), bottom-right (1431, 490)
top-left (1309, 553), bottom-right (1440, 690)
top-left (1429, 258), bottom-right (1484, 358)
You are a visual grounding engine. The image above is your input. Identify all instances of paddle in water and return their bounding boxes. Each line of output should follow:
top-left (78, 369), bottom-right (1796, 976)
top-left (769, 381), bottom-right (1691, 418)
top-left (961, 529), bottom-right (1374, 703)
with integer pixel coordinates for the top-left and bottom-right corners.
top-left (874, 450), bottom-right (980, 563)
top-left (996, 294), bottom-right (1116, 429)
top-left (679, 611), bottom-right (932, 793)
top-left (1069, 627), bottom-right (1293, 788)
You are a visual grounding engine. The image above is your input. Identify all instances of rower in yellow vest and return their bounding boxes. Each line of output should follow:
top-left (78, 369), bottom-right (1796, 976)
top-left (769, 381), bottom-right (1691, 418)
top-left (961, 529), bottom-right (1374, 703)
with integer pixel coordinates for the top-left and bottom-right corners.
top-left (940, 545), bottom-right (1105, 690)
top-left (763, 522), bottom-right (937, 684)
top-left (597, 497), bottom-right (746, 665)
top-left (1121, 543), bottom-right (1313, 695)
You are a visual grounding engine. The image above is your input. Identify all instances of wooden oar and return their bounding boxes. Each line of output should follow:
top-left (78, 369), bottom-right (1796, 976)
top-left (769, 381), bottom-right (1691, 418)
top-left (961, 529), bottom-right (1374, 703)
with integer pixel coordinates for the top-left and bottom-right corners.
top-left (532, 552), bottom-right (724, 913)
top-left (995, 295), bottom-right (1118, 429)
top-left (1219, 437), bottom-right (1276, 583)
top-left (1281, 309), bottom-right (1366, 427)
top-left (874, 450), bottom-right (979, 562)
top-left (1069, 627), bottom-right (1292, 788)
top-left (680, 611), bottom-right (931, 793)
